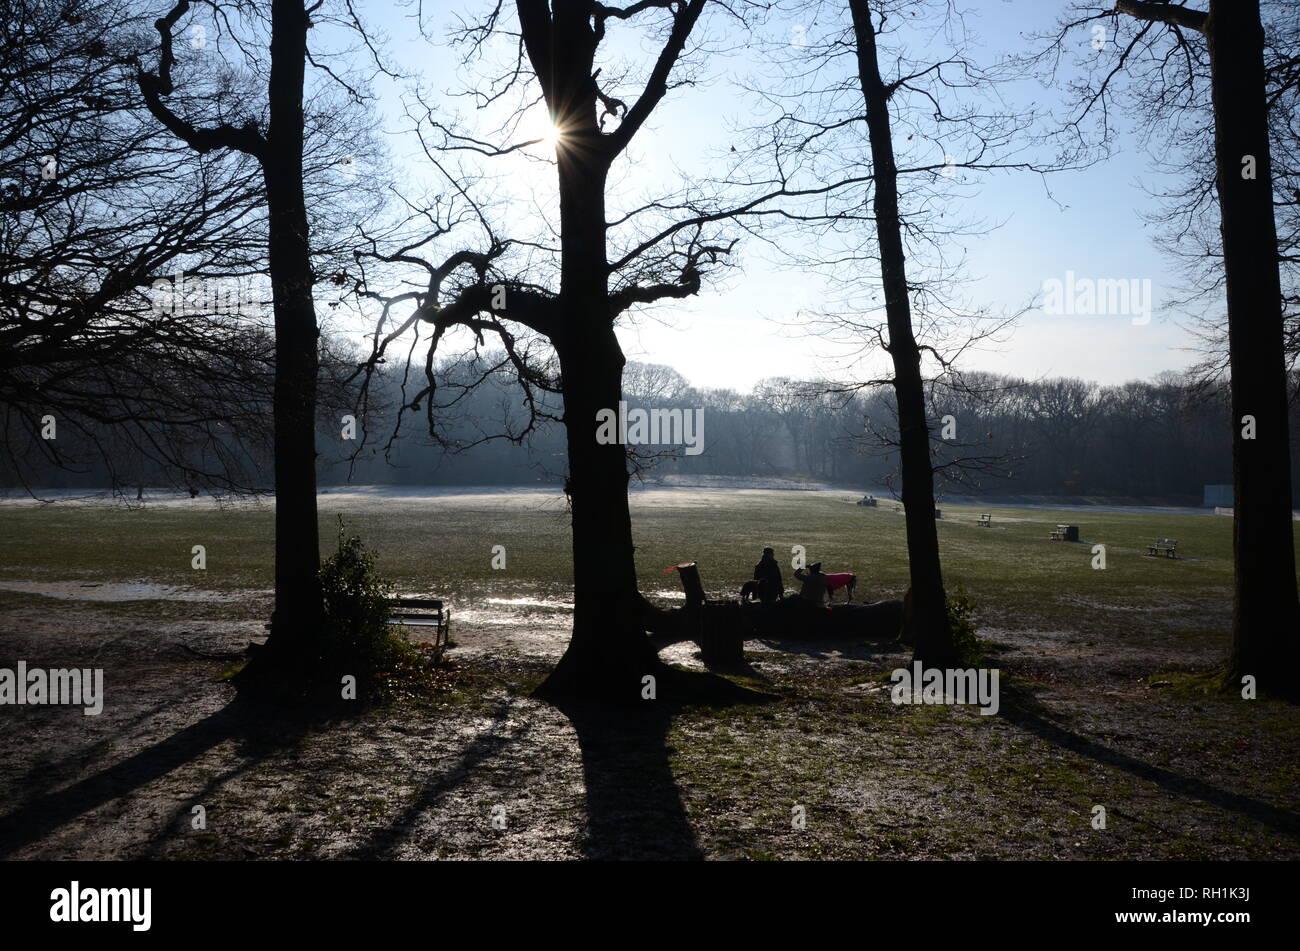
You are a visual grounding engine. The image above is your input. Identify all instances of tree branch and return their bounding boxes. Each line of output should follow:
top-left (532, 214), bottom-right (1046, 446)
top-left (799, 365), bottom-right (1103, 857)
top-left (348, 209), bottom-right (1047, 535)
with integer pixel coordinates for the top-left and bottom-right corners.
top-left (1115, 0), bottom-right (1207, 34)
top-left (606, 0), bottom-right (708, 155)
top-left (135, 2), bottom-right (267, 158)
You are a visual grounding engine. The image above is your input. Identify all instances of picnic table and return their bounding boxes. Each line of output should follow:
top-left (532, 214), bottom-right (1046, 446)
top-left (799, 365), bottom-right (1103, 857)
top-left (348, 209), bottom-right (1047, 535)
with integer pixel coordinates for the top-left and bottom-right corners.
top-left (977, 513), bottom-right (992, 527)
top-left (1049, 524), bottom-right (1079, 542)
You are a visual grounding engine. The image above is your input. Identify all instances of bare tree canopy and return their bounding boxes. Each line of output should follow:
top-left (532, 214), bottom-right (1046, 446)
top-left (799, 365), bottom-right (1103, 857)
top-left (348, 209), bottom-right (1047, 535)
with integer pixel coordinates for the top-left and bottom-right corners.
top-left (1, 0), bottom-right (275, 491)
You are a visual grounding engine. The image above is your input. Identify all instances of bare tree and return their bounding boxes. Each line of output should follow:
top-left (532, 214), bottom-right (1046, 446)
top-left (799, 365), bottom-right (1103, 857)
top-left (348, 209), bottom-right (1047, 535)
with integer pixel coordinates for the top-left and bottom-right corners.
top-left (749, 0), bottom-right (1050, 663)
top-left (353, 0), bottom-right (785, 700)
top-left (1111, 3), bottom-right (1300, 390)
top-left (1, 0), bottom-right (276, 492)
top-left (135, 0), bottom-right (389, 684)
top-left (1034, 0), bottom-right (1299, 694)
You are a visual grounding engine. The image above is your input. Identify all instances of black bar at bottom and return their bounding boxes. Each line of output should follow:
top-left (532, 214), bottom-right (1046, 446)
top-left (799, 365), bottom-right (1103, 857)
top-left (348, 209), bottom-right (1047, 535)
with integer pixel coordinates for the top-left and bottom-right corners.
top-left (0, 860), bottom-right (1276, 938)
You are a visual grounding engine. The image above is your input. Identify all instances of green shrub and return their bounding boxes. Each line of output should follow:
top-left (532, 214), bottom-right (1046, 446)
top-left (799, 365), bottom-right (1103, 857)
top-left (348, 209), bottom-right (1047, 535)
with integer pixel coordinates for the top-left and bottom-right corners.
top-left (314, 519), bottom-right (464, 705)
top-left (317, 519), bottom-right (405, 702)
top-left (947, 585), bottom-right (988, 667)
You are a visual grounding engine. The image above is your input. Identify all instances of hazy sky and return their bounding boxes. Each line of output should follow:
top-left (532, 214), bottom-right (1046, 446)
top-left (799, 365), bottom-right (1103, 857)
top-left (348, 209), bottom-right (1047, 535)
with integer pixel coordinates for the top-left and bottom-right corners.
top-left (357, 0), bottom-right (1210, 393)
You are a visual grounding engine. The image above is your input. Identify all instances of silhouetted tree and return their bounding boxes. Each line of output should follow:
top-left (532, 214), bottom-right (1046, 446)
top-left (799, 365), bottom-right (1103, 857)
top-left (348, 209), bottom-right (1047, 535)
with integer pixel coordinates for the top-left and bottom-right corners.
top-left (353, 0), bottom-right (783, 700)
top-left (1039, 0), bottom-right (1299, 692)
top-left (752, 0), bottom-right (1047, 663)
top-left (136, 0), bottom-right (387, 685)
top-left (1, 0), bottom-right (274, 491)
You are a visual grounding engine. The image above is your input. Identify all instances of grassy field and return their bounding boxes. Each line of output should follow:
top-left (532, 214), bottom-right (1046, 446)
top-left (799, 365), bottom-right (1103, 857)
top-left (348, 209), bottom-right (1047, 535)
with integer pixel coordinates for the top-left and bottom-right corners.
top-left (1, 487), bottom-right (1297, 861)
top-left (0, 489), bottom-right (1248, 639)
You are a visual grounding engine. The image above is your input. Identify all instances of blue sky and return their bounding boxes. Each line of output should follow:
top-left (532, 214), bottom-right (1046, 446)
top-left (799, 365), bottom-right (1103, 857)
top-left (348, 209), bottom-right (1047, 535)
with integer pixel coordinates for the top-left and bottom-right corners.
top-left (355, 0), bottom-right (1210, 392)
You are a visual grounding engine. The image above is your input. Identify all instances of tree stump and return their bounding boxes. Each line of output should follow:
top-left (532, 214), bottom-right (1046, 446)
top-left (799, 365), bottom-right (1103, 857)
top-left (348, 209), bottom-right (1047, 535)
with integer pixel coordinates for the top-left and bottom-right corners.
top-left (673, 562), bottom-right (706, 609)
top-left (698, 600), bottom-right (745, 665)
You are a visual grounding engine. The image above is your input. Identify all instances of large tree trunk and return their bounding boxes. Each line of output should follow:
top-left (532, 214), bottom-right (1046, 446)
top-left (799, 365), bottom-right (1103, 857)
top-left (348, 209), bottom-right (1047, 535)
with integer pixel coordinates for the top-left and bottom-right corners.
top-left (521, 0), bottom-right (761, 703)
top-left (849, 0), bottom-right (956, 666)
top-left (540, 326), bottom-right (661, 701)
top-left (251, 0), bottom-right (323, 675)
top-left (1206, 0), bottom-right (1300, 692)
top-left (533, 71), bottom-right (658, 702)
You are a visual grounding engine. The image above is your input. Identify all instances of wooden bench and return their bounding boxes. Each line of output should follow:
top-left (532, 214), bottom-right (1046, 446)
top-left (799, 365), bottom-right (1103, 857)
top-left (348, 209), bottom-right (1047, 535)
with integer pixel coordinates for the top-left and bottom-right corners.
top-left (977, 513), bottom-right (992, 527)
top-left (260, 597), bottom-right (452, 658)
top-left (856, 495), bottom-right (877, 507)
top-left (388, 597), bottom-right (451, 655)
top-left (1147, 538), bottom-right (1178, 558)
top-left (1049, 524), bottom-right (1079, 541)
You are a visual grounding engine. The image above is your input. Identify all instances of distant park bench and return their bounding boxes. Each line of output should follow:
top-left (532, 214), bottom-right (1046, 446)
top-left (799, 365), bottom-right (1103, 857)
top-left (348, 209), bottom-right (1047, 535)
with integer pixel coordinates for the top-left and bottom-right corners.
top-left (388, 597), bottom-right (451, 655)
top-left (1147, 538), bottom-right (1178, 558)
top-left (1049, 524), bottom-right (1079, 542)
top-left (856, 495), bottom-right (877, 507)
top-left (977, 513), bottom-right (992, 527)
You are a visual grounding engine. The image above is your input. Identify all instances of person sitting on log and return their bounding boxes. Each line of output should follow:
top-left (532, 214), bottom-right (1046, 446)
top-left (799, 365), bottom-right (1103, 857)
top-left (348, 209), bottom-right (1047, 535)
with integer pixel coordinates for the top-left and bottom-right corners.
top-left (793, 562), bottom-right (831, 610)
top-left (752, 547), bottom-right (784, 603)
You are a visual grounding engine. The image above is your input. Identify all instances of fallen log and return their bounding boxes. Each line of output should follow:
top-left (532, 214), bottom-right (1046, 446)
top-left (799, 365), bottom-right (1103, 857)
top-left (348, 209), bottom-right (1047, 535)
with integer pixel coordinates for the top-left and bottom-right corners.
top-left (741, 597), bottom-right (904, 641)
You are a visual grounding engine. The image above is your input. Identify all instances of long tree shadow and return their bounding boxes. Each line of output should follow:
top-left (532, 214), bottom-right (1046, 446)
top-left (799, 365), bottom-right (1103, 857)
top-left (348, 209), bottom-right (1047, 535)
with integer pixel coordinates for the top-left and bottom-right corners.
top-left (0, 693), bottom-right (327, 858)
top-left (550, 668), bottom-right (776, 861)
top-left (9, 695), bottom-right (179, 805)
top-left (346, 700), bottom-right (528, 859)
top-left (999, 693), bottom-right (1300, 840)
top-left (555, 698), bottom-right (702, 860)
top-left (138, 753), bottom-right (268, 860)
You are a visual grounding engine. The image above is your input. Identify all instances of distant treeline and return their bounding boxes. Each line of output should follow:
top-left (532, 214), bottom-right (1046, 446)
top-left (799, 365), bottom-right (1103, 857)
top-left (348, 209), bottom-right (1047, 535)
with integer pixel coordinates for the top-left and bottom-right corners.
top-left (12, 354), bottom-right (1299, 501)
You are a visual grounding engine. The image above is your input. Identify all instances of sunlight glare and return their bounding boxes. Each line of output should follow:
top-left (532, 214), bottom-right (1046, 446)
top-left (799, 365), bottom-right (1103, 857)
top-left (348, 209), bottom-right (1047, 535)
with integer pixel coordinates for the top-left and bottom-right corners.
top-left (541, 122), bottom-right (563, 151)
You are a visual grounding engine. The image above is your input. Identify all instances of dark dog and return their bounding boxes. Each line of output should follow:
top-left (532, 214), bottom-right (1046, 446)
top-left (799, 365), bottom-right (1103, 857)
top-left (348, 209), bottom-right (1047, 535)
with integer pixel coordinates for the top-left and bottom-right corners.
top-left (746, 574), bottom-right (855, 602)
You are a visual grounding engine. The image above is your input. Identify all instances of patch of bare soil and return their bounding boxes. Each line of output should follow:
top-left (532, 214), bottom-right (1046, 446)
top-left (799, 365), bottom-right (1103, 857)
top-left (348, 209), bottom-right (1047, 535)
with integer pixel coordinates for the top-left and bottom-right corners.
top-left (1, 592), bottom-right (1296, 860)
